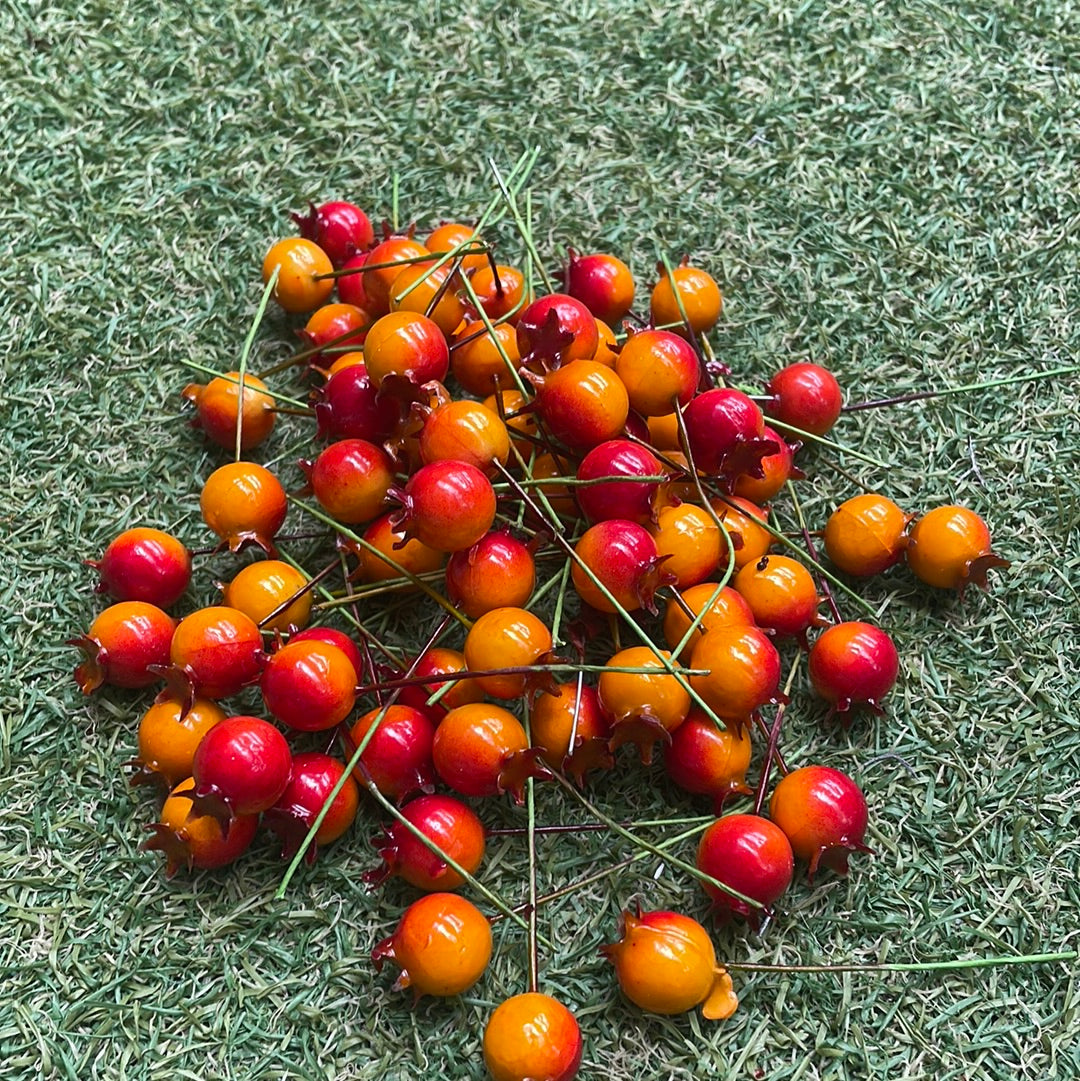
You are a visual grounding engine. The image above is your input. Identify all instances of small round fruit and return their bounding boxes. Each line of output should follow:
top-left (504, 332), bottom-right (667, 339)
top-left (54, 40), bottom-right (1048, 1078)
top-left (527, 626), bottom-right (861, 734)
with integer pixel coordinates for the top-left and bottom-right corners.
top-left (696, 813), bottom-right (794, 924)
top-left (665, 712), bottom-right (752, 805)
top-left (650, 264), bottom-right (722, 334)
top-left (765, 362), bottom-right (843, 437)
top-left (262, 237), bottom-right (334, 313)
top-left (292, 200), bottom-right (374, 266)
top-left (711, 496), bottom-right (773, 570)
top-left (483, 993), bottom-right (583, 1081)
top-left (426, 221), bottom-right (488, 273)
top-left (451, 321), bottom-right (522, 396)
top-left (734, 554), bottom-right (822, 642)
top-left (261, 639), bottom-right (357, 732)
top-left (689, 625), bottom-right (781, 722)
top-left (222, 559), bottom-right (311, 632)
top-left (769, 765), bottom-right (870, 878)
top-left (168, 606), bottom-right (264, 700)
top-left (200, 461), bottom-right (287, 554)
top-left (732, 426), bottom-right (796, 504)
top-left (351, 511), bottom-right (446, 587)
top-left (143, 777), bottom-right (258, 877)
top-left (463, 607), bottom-right (552, 699)
top-left (394, 460), bottom-right (497, 553)
top-left (191, 714), bottom-right (292, 816)
top-left (419, 399), bottom-right (510, 474)
top-left (563, 249), bottom-right (635, 326)
top-left (396, 647), bottom-right (484, 717)
top-left (89, 527), bottom-right (191, 608)
top-left (808, 621), bottom-right (899, 716)
top-left (516, 292), bottom-right (599, 364)
top-left (467, 263), bottom-right (530, 323)
top-left (314, 362), bottom-right (399, 443)
top-left (181, 372), bottom-right (276, 451)
top-left (529, 681), bottom-right (612, 783)
top-left (663, 583), bottom-right (756, 657)
top-left (362, 235), bottom-right (432, 316)
top-left (306, 438), bottom-right (395, 526)
top-left (133, 697), bottom-right (226, 787)
top-left (572, 519), bottom-right (669, 614)
top-left (389, 263), bottom-right (466, 337)
top-left (824, 494), bottom-right (909, 576)
top-left (601, 908), bottom-right (738, 1019)
top-left (349, 704), bottom-right (436, 802)
top-left (289, 626), bottom-right (363, 684)
top-left (363, 310), bottom-right (449, 387)
top-left (528, 359), bottom-right (629, 451)
top-left (368, 793), bottom-right (485, 892)
top-left (615, 329), bottom-right (699, 416)
top-left (70, 601), bottom-right (175, 694)
top-left (445, 531), bottom-right (535, 617)
top-left (575, 440), bottom-right (662, 524)
top-left (373, 892), bottom-right (493, 998)
top-left (649, 503), bottom-right (721, 588)
top-left (599, 646), bottom-right (689, 764)
top-left (266, 752), bottom-right (360, 859)
top-left (905, 505), bottom-right (1009, 593)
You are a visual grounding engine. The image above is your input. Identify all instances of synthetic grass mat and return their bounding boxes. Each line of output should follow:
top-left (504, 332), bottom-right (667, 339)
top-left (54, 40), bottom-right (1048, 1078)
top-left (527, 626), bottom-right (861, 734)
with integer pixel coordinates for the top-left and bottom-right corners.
top-left (2, 1), bottom-right (1079, 1079)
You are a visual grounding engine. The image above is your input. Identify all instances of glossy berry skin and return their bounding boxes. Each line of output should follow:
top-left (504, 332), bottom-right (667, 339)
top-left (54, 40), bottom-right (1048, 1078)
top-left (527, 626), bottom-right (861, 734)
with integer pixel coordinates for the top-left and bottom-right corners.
top-left (764, 362), bottom-right (843, 437)
top-left (649, 503), bottom-right (721, 589)
top-left (433, 702), bottom-right (548, 803)
top-left (182, 372), bottom-right (276, 452)
top-left (262, 237), bottom-right (334, 313)
top-left (563, 249), bottom-right (635, 326)
top-left (396, 647), bottom-right (484, 717)
top-left (650, 264), bottom-right (723, 335)
top-left (426, 221), bottom-right (488, 273)
top-left (663, 583), bottom-right (756, 658)
top-left (615, 329), bottom-right (699, 417)
top-left (335, 250), bottom-right (372, 309)
top-left (809, 622), bottom-right (899, 717)
top-left (200, 462), bottom-right (287, 555)
top-left (769, 765), bottom-right (870, 879)
top-left (683, 388), bottom-right (774, 480)
top-left (266, 752), bottom-right (359, 860)
top-left (529, 359), bottom-right (629, 451)
top-left (362, 236), bottom-right (431, 316)
top-left (601, 909), bottom-right (738, 1020)
top-left (89, 527), bottom-right (191, 609)
top-left (168, 606), bottom-right (264, 700)
top-left (530, 681), bottom-right (612, 784)
top-left (529, 451), bottom-right (580, 519)
top-left (292, 200), bottom-right (374, 267)
top-left (599, 646), bottom-right (690, 764)
top-left (712, 496), bottom-right (773, 571)
top-left (363, 311), bottom-right (449, 387)
top-left (483, 993), bottom-right (583, 1081)
top-left (689, 625), bottom-right (781, 723)
top-left (451, 321), bottom-right (522, 396)
top-left (467, 263), bottom-right (531, 323)
top-left (222, 559), bottom-right (311, 633)
top-left (665, 711), bottom-right (752, 806)
top-left (71, 601), bottom-right (175, 694)
top-left (734, 554), bottom-right (822, 643)
top-left (516, 292), bottom-right (598, 364)
top-left (906, 505), bottom-right (1008, 594)
top-left (732, 426), bottom-right (796, 504)
top-left (305, 438), bottom-right (394, 526)
top-left (592, 318), bottom-right (620, 367)
top-left (572, 520), bottom-right (669, 614)
top-left (824, 494), bottom-right (909, 576)
top-left (143, 777), bottom-right (258, 878)
top-left (301, 302), bottom-right (369, 360)
top-left (289, 626), bottom-right (363, 684)
top-left (576, 440), bottom-right (662, 524)
top-left (133, 697), bottom-right (226, 787)
top-left (347, 511), bottom-right (443, 587)
top-left (696, 814), bottom-right (794, 924)
top-left (192, 714), bottom-right (292, 816)
top-left (395, 460), bottom-right (496, 553)
top-left (389, 263), bottom-right (466, 337)
top-left (261, 639), bottom-right (357, 732)
top-left (445, 531), bottom-right (535, 617)
top-left (463, 607), bottom-right (553, 700)
top-left (373, 892), bottom-right (493, 999)
top-left (348, 704), bottom-right (437, 803)
top-left (368, 793), bottom-right (485, 892)
top-left (314, 362), bottom-right (399, 444)
top-left (419, 400), bottom-right (510, 474)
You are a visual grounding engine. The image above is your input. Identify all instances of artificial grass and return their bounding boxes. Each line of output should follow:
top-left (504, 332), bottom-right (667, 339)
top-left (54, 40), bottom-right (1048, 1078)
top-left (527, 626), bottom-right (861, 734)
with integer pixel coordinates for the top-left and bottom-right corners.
top-left (3, 0), bottom-right (1079, 1078)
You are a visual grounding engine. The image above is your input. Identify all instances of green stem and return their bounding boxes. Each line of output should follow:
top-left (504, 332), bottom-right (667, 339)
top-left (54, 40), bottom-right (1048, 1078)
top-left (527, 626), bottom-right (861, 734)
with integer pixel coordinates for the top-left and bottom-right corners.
top-left (725, 951), bottom-right (1078, 974)
top-left (234, 267), bottom-right (279, 460)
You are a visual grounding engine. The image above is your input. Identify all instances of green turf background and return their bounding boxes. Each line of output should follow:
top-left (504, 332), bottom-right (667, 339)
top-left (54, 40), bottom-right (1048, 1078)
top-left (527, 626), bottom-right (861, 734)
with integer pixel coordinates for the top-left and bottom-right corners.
top-left (3, 0), bottom-right (1079, 1078)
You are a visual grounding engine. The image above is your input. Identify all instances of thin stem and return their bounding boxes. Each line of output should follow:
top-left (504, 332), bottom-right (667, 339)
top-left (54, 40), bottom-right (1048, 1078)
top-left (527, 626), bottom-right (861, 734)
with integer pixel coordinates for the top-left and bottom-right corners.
top-left (767, 418), bottom-right (892, 469)
top-left (788, 481), bottom-right (842, 624)
top-left (725, 951), bottom-right (1078, 974)
top-left (752, 654), bottom-right (801, 816)
top-left (841, 365), bottom-right (1080, 412)
top-left (177, 360), bottom-right (310, 411)
top-left (235, 267), bottom-right (278, 460)
top-left (489, 157), bottom-right (554, 293)
top-left (524, 701), bottom-right (540, 994)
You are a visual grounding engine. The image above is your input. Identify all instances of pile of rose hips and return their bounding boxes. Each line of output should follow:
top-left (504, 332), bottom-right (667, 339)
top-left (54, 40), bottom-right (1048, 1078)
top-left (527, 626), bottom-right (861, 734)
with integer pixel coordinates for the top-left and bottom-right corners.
top-left (71, 195), bottom-right (1009, 1081)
